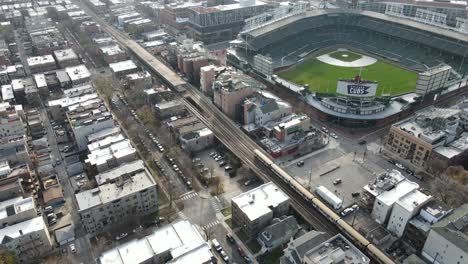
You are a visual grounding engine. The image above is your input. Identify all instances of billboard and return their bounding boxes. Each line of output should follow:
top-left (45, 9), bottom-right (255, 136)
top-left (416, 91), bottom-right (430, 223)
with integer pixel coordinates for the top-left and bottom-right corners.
top-left (337, 80), bottom-right (378, 97)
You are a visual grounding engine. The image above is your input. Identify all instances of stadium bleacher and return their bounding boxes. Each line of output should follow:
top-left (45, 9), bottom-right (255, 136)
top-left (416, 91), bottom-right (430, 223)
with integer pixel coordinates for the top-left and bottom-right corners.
top-left (239, 11), bottom-right (468, 74)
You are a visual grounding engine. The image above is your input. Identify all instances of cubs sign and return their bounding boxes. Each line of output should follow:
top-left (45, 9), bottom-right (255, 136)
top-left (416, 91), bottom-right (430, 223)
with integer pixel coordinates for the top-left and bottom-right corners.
top-left (337, 80), bottom-right (378, 97)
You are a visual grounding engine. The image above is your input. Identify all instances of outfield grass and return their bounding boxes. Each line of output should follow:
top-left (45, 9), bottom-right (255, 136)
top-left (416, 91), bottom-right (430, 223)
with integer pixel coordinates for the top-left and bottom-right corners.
top-left (278, 57), bottom-right (418, 96)
top-left (329, 50), bottom-right (362, 62)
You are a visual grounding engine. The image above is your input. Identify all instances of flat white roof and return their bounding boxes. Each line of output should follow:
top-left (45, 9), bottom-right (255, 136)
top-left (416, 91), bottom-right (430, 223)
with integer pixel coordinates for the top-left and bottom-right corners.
top-left (33, 74), bottom-right (47, 88)
top-left (376, 179), bottom-right (419, 206)
top-left (231, 182), bottom-right (289, 221)
top-left (48, 93), bottom-right (99, 108)
top-left (11, 79), bottom-right (24, 92)
top-left (53, 48), bottom-right (78, 62)
top-left (76, 168), bottom-right (155, 211)
top-left (397, 190), bottom-right (432, 212)
top-left (0, 216), bottom-right (46, 241)
top-left (100, 45), bottom-right (125, 56)
top-left (65, 64), bottom-right (90, 81)
top-left (109, 60), bottom-right (138, 73)
top-left (85, 139), bottom-right (135, 167)
top-left (99, 219), bottom-right (213, 264)
top-left (87, 126), bottom-right (121, 143)
top-left (126, 71), bottom-right (151, 80)
top-left (1, 84), bottom-right (13, 100)
top-left (0, 196), bottom-right (34, 221)
top-left (87, 133), bottom-right (125, 152)
top-left (96, 160), bottom-right (145, 185)
top-left (27, 54), bottom-right (55, 66)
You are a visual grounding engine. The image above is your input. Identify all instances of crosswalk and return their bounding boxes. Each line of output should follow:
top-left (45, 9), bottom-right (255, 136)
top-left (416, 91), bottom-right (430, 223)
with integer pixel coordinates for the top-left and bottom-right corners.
top-left (210, 197), bottom-right (221, 212)
top-left (178, 211), bottom-right (188, 220)
top-left (202, 220), bottom-right (220, 230)
top-left (179, 191), bottom-right (199, 201)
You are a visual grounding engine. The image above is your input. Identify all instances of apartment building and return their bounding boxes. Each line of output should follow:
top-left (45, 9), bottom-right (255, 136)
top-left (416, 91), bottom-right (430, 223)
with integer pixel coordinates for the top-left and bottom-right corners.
top-left (0, 217), bottom-right (53, 263)
top-left (53, 48), bottom-right (80, 68)
top-left (0, 196), bottom-right (36, 228)
top-left (213, 69), bottom-right (264, 120)
top-left (98, 219), bottom-right (214, 264)
top-left (422, 203), bottom-right (468, 264)
top-left (154, 100), bottom-right (185, 118)
top-left (27, 55), bottom-right (56, 73)
top-left (76, 161), bottom-right (157, 234)
top-left (385, 107), bottom-right (461, 168)
top-left (180, 127), bottom-right (214, 152)
top-left (65, 64), bottom-right (91, 85)
top-left (66, 100), bottom-right (114, 151)
top-left (124, 71), bottom-right (152, 91)
top-left (85, 139), bottom-right (136, 173)
top-left (109, 60), bottom-right (138, 78)
top-left (231, 182), bottom-right (290, 238)
top-left (99, 45), bottom-right (127, 64)
top-left (0, 102), bottom-right (25, 141)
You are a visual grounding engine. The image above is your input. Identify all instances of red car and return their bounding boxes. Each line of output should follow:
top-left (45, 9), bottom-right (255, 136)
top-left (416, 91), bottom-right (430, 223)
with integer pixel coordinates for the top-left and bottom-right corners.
top-left (237, 246), bottom-right (246, 257)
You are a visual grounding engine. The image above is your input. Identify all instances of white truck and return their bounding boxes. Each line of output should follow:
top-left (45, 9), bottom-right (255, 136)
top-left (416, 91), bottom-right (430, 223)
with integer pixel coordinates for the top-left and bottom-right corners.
top-left (315, 185), bottom-right (343, 210)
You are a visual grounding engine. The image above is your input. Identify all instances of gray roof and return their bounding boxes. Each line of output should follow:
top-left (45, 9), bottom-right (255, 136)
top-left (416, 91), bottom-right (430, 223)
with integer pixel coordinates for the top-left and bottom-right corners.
top-left (258, 216), bottom-right (299, 248)
top-left (431, 203), bottom-right (468, 253)
top-left (402, 254), bottom-right (427, 264)
top-left (284, 230), bottom-right (329, 264)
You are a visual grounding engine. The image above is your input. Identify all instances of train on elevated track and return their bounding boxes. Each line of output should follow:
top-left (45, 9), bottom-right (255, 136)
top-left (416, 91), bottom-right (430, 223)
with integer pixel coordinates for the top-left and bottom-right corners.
top-left (254, 149), bottom-right (394, 264)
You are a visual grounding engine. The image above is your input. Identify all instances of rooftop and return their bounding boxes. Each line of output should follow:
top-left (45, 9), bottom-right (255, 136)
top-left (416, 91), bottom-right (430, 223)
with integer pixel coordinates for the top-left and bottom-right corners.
top-left (33, 74), bottom-right (47, 88)
top-left (126, 71), bottom-right (151, 81)
top-left (0, 217), bottom-right (47, 243)
top-left (48, 93), bottom-right (99, 108)
top-left (95, 160), bottom-right (145, 185)
top-left (98, 219), bottom-right (213, 264)
top-left (430, 203), bottom-right (468, 252)
top-left (231, 182), bottom-right (289, 221)
top-left (0, 196), bottom-right (35, 222)
top-left (87, 126), bottom-right (121, 143)
top-left (27, 54), bottom-right (55, 67)
top-left (65, 64), bottom-right (91, 81)
top-left (87, 133), bottom-right (125, 152)
top-left (100, 45), bottom-right (125, 56)
top-left (303, 234), bottom-right (370, 264)
top-left (397, 189), bottom-right (432, 212)
top-left (1, 84), bottom-right (13, 101)
top-left (365, 171), bottom-right (419, 206)
top-left (76, 167), bottom-right (155, 211)
top-left (155, 100), bottom-right (183, 110)
top-left (53, 48), bottom-right (78, 61)
top-left (433, 133), bottom-right (468, 159)
top-left (109, 60), bottom-right (138, 73)
top-left (85, 139), bottom-right (135, 167)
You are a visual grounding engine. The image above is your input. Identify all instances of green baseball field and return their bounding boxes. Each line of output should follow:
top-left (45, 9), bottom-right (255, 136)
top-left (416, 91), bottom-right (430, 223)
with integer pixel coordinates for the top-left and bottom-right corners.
top-left (277, 50), bottom-right (418, 96)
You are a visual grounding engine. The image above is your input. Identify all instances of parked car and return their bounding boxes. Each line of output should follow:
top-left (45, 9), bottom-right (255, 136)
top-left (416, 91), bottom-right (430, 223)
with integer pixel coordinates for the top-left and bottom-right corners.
top-left (69, 243), bottom-right (76, 254)
top-left (244, 179), bottom-right (252, 186)
top-left (133, 225), bottom-right (143, 233)
top-left (224, 166), bottom-right (233, 171)
top-left (358, 140), bottom-right (367, 145)
top-left (330, 133), bottom-right (338, 139)
top-left (351, 192), bottom-right (360, 197)
top-left (220, 250), bottom-right (229, 262)
top-left (395, 163), bottom-right (405, 170)
top-left (237, 246), bottom-right (246, 257)
top-left (115, 233), bottom-right (128, 241)
top-left (44, 206), bottom-right (53, 213)
top-left (211, 239), bottom-right (222, 252)
top-left (226, 233), bottom-right (235, 244)
top-left (333, 178), bottom-right (342, 185)
top-left (297, 161), bottom-right (304, 167)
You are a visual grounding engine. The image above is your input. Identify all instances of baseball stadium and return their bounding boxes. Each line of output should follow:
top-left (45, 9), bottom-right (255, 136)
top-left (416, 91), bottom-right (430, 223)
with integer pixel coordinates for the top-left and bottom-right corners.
top-left (228, 9), bottom-right (468, 127)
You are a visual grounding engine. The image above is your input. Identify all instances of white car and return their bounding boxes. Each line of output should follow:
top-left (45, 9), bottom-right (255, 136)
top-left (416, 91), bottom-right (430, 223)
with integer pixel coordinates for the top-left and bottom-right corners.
top-left (330, 133), bottom-right (338, 139)
top-left (115, 233), bottom-right (128, 241)
top-left (395, 163), bottom-right (405, 170)
top-left (69, 243), bottom-right (76, 254)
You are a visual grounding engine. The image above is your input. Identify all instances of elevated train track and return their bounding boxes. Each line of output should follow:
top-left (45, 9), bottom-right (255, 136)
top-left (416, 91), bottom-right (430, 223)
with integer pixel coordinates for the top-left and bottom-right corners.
top-left (73, 1), bottom-right (395, 262)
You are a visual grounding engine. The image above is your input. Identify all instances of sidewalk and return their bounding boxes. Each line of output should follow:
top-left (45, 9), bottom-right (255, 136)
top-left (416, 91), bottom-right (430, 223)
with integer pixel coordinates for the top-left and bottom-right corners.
top-left (217, 212), bottom-right (259, 264)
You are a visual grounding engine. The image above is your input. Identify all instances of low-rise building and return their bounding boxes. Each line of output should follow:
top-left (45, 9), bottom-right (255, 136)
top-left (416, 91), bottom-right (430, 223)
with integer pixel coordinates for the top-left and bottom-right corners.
top-left (1, 84), bottom-right (14, 102)
top-left (0, 196), bottom-right (36, 227)
top-left (27, 55), bottom-right (56, 73)
top-left (48, 93), bottom-right (100, 123)
top-left (76, 161), bottom-right (157, 234)
top-left (155, 100), bottom-right (185, 119)
top-left (99, 45), bottom-right (127, 64)
top-left (180, 127), bottom-right (214, 152)
top-left (386, 189), bottom-right (432, 237)
top-left (199, 64), bottom-right (224, 94)
top-left (124, 71), bottom-right (152, 91)
top-left (65, 64), bottom-right (91, 85)
top-left (232, 182), bottom-right (290, 237)
top-left (109, 60), bottom-right (138, 78)
top-left (67, 101), bottom-right (114, 151)
top-left (0, 102), bottom-right (25, 142)
top-left (363, 170), bottom-right (420, 225)
top-left (280, 231), bottom-right (329, 264)
top-left (384, 107), bottom-right (461, 169)
top-left (213, 69), bottom-right (263, 120)
top-left (0, 217), bottom-right (53, 263)
top-left (257, 216), bottom-right (299, 252)
top-left (85, 139), bottom-right (136, 173)
top-left (243, 90), bottom-right (292, 132)
top-left (422, 203), bottom-right (468, 264)
top-left (98, 219), bottom-right (214, 264)
top-left (53, 48), bottom-right (80, 68)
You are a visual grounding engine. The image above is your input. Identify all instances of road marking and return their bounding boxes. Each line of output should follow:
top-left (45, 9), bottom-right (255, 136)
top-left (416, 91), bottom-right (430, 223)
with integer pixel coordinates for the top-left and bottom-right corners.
top-left (180, 191), bottom-right (199, 201)
top-left (210, 198), bottom-right (221, 212)
top-left (178, 212), bottom-right (188, 220)
top-left (202, 220), bottom-right (220, 230)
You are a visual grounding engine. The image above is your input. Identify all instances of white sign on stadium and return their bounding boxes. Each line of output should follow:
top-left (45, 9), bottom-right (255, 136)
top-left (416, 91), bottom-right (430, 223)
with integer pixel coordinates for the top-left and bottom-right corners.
top-left (337, 80), bottom-right (378, 97)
